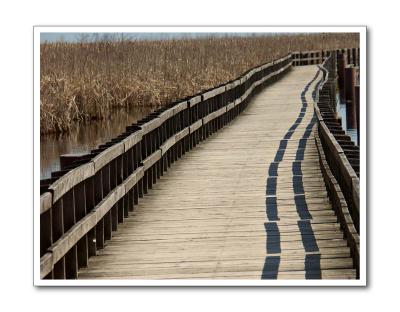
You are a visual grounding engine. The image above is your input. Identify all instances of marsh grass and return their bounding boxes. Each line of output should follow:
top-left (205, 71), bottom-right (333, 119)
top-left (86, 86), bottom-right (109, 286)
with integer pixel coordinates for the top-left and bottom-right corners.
top-left (40, 33), bottom-right (359, 134)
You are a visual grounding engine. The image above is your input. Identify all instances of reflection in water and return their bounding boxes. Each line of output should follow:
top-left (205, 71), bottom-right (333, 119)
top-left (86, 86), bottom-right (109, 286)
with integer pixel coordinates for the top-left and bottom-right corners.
top-left (336, 94), bottom-right (358, 145)
top-left (40, 107), bottom-right (153, 179)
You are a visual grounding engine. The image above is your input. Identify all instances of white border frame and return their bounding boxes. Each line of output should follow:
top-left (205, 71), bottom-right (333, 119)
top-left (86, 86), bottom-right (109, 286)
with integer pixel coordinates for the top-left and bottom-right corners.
top-left (34, 26), bottom-right (367, 286)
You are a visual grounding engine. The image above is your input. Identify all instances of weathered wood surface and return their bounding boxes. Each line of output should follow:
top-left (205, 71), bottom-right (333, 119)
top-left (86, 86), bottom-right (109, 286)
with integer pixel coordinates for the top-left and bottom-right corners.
top-left (78, 66), bottom-right (355, 280)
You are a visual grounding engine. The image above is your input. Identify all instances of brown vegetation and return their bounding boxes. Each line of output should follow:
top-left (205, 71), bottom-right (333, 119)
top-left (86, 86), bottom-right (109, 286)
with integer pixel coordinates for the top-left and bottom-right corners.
top-left (40, 33), bottom-right (359, 134)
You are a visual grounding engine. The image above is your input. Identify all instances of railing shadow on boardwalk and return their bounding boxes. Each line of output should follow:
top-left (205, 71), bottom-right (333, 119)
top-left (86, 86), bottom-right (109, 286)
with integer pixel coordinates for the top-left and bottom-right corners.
top-left (39, 48), bottom-right (361, 280)
top-left (262, 69), bottom-right (321, 279)
top-left (262, 53), bottom-right (361, 279)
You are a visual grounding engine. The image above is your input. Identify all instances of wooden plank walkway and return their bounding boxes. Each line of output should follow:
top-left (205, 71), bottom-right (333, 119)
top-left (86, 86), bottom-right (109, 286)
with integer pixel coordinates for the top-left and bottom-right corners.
top-left (78, 65), bottom-right (356, 280)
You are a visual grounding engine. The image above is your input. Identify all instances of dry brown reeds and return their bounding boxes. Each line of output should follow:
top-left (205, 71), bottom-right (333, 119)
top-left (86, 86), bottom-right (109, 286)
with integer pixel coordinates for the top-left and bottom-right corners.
top-left (40, 33), bottom-right (359, 134)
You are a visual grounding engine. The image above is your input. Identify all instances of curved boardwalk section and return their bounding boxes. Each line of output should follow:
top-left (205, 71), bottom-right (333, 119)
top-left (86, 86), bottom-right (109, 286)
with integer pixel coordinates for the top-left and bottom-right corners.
top-left (78, 65), bottom-right (356, 280)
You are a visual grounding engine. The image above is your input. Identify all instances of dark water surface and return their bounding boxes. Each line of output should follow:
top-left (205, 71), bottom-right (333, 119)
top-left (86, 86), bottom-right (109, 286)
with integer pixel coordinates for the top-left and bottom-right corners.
top-left (40, 107), bottom-right (153, 179)
top-left (336, 93), bottom-right (358, 145)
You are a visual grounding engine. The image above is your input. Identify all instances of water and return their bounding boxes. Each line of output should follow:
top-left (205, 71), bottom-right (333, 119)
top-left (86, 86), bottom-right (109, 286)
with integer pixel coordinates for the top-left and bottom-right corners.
top-left (336, 93), bottom-right (358, 145)
top-left (40, 107), bottom-right (152, 179)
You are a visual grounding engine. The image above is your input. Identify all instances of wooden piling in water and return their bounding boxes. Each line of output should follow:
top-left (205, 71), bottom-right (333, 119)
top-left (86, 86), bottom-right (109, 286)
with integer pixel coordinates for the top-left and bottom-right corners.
top-left (344, 67), bottom-right (357, 130)
top-left (355, 85), bottom-right (360, 146)
top-left (337, 53), bottom-right (347, 103)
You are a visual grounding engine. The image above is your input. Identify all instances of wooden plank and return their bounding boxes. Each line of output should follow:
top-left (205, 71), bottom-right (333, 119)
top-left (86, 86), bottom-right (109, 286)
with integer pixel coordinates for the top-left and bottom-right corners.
top-left (231, 79), bottom-right (241, 88)
top-left (95, 185), bottom-right (125, 221)
top-left (258, 62), bottom-right (292, 86)
top-left (189, 119), bottom-right (202, 133)
top-left (122, 130), bottom-right (143, 152)
top-left (140, 118), bottom-right (162, 135)
top-left (40, 192), bottom-right (52, 214)
top-left (261, 61), bottom-right (273, 71)
top-left (172, 101), bottom-right (188, 115)
top-left (121, 167), bottom-right (144, 193)
top-left (158, 108), bottom-right (174, 125)
top-left (40, 252), bottom-right (53, 279)
top-left (175, 127), bottom-right (190, 141)
top-left (49, 162), bottom-right (94, 203)
top-left (142, 150), bottom-right (162, 171)
top-left (225, 82), bottom-right (235, 91)
top-left (160, 136), bottom-right (175, 155)
top-left (188, 95), bottom-right (202, 108)
top-left (78, 257), bottom-right (353, 278)
top-left (274, 53), bottom-right (292, 64)
top-left (203, 107), bottom-right (226, 124)
top-left (352, 177), bottom-right (360, 216)
top-left (203, 85), bottom-right (226, 101)
top-left (92, 142), bottom-right (124, 174)
top-left (226, 102), bottom-right (235, 112)
top-left (79, 269), bottom-right (356, 280)
top-left (320, 122), bottom-right (344, 154)
top-left (234, 97), bottom-right (242, 107)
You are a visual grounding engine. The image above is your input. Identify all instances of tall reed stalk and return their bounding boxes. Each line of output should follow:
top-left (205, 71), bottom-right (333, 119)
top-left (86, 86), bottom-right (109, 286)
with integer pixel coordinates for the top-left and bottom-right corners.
top-left (40, 33), bottom-right (359, 134)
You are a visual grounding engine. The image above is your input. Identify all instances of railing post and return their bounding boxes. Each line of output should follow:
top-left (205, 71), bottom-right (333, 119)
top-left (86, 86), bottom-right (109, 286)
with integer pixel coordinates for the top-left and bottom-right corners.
top-left (142, 133), bottom-right (148, 194)
top-left (85, 176), bottom-right (97, 257)
top-left (51, 198), bottom-right (64, 278)
top-left (102, 164), bottom-right (112, 241)
top-left (355, 85), bottom-right (360, 146)
top-left (75, 181), bottom-right (88, 269)
top-left (347, 48), bottom-right (351, 65)
top-left (40, 195), bottom-right (52, 257)
top-left (330, 50), bottom-right (337, 113)
top-left (63, 189), bottom-right (78, 278)
top-left (133, 145), bottom-right (140, 203)
top-left (94, 170), bottom-right (104, 250)
top-left (53, 257), bottom-right (65, 279)
top-left (125, 148), bottom-right (134, 212)
top-left (156, 126), bottom-right (162, 178)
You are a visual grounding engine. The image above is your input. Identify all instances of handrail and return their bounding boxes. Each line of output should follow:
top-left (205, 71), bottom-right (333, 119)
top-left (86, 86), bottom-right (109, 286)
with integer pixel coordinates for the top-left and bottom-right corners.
top-left (311, 52), bottom-right (360, 277)
top-left (314, 131), bottom-right (360, 278)
top-left (314, 52), bottom-right (360, 233)
top-left (39, 52), bottom-right (294, 279)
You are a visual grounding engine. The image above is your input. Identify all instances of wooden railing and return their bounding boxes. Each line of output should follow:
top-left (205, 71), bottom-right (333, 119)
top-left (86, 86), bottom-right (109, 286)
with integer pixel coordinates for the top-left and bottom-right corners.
top-left (316, 52), bottom-right (360, 230)
top-left (313, 52), bottom-right (360, 277)
top-left (292, 48), bottom-right (360, 67)
top-left (39, 53), bottom-right (293, 279)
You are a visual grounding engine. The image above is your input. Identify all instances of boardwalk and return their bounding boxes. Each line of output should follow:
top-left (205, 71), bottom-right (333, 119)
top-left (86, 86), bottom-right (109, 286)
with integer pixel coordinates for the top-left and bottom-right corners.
top-left (78, 65), bottom-right (356, 280)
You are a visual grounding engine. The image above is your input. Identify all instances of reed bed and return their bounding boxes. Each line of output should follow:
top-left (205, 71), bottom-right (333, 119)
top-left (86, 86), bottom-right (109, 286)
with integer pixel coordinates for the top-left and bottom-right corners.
top-left (40, 33), bottom-right (359, 134)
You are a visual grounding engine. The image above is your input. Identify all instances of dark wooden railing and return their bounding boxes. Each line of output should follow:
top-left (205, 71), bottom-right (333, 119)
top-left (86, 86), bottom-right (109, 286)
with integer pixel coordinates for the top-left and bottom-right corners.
top-left (313, 52), bottom-right (360, 277)
top-left (292, 48), bottom-right (360, 67)
top-left (315, 52), bottom-right (360, 229)
top-left (40, 53), bottom-right (293, 279)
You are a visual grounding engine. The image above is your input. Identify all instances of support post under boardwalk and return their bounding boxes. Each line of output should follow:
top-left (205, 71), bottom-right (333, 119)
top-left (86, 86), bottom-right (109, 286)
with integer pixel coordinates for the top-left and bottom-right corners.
top-left (337, 53), bottom-right (347, 103)
top-left (355, 85), bottom-right (360, 146)
top-left (345, 67), bottom-right (357, 130)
